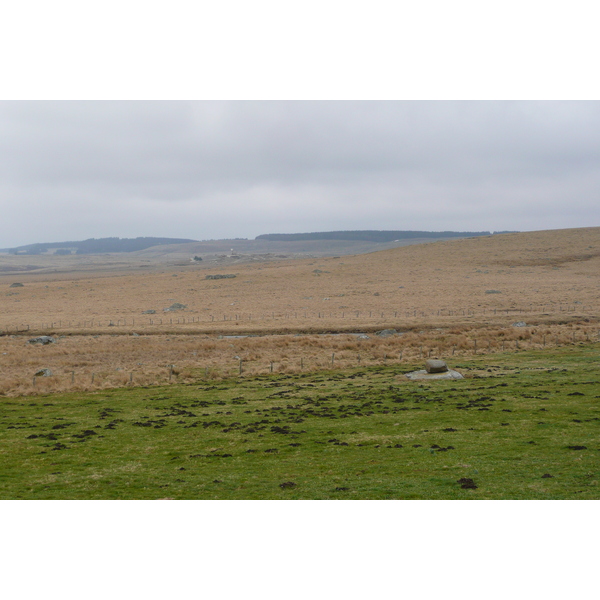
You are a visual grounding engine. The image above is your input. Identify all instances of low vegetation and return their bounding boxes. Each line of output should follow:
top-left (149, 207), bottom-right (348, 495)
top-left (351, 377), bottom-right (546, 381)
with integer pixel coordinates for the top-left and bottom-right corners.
top-left (1, 343), bottom-right (598, 499)
top-left (1, 321), bottom-right (598, 397)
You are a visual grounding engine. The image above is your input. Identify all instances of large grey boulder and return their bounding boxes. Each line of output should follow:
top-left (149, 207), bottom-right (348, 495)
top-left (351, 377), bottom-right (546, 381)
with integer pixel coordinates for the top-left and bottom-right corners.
top-left (9, 282), bottom-right (24, 288)
top-left (425, 359), bottom-right (448, 373)
top-left (27, 336), bottom-right (56, 345)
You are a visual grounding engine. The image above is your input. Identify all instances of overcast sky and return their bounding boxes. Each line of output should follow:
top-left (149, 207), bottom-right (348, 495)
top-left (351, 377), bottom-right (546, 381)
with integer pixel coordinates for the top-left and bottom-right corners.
top-left (1, 100), bottom-right (599, 248)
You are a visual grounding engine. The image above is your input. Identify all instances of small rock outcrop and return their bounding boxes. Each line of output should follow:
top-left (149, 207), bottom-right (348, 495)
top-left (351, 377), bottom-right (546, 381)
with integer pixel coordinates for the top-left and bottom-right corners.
top-left (27, 336), bottom-right (56, 345)
top-left (512, 321), bottom-right (527, 327)
top-left (142, 309), bottom-right (156, 314)
top-left (376, 329), bottom-right (398, 337)
top-left (164, 303), bottom-right (187, 312)
top-left (9, 282), bottom-right (24, 288)
top-left (34, 368), bottom-right (52, 377)
top-left (205, 274), bottom-right (236, 280)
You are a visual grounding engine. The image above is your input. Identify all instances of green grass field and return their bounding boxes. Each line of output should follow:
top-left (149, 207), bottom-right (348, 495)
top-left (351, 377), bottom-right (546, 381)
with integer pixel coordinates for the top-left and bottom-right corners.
top-left (1, 343), bottom-right (598, 499)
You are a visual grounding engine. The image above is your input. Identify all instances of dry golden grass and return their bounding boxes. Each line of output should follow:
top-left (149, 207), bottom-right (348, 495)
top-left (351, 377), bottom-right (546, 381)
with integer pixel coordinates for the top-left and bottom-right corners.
top-left (1, 226), bottom-right (599, 395)
top-left (1, 322), bottom-right (598, 396)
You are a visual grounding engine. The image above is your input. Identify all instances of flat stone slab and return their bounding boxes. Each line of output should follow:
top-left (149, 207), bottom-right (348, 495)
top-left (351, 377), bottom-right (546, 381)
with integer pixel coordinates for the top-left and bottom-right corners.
top-left (405, 369), bottom-right (464, 381)
top-left (27, 336), bottom-right (56, 345)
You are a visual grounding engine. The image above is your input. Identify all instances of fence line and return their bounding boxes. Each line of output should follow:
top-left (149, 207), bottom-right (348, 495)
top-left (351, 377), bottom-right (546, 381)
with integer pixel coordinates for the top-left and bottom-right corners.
top-left (4, 330), bottom-right (600, 397)
top-left (1, 303), bottom-right (597, 335)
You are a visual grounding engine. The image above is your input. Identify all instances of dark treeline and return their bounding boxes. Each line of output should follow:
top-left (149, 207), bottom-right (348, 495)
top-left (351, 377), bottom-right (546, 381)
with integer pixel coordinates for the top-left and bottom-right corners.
top-left (255, 230), bottom-right (517, 243)
top-left (7, 237), bottom-right (198, 255)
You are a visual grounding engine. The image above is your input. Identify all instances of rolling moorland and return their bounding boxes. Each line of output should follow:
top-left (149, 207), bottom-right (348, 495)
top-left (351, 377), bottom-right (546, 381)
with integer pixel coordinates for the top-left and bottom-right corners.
top-left (0, 226), bottom-right (598, 499)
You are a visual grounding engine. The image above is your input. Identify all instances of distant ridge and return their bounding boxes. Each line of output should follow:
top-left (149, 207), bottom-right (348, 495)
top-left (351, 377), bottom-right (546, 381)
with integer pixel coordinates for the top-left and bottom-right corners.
top-left (255, 230), bottom-right (517, 243)
top-left (5, 237), bottom-right (198, 255)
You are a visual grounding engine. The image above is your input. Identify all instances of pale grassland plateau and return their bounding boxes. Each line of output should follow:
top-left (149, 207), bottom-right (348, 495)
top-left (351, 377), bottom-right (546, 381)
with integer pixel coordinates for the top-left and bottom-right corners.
top-left (1, 227), bottom-right (599, 396)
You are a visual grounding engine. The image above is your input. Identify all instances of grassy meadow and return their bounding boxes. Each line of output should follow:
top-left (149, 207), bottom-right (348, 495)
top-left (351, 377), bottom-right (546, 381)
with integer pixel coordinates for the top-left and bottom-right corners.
top-left (1, 343), bottom-right (598, 500)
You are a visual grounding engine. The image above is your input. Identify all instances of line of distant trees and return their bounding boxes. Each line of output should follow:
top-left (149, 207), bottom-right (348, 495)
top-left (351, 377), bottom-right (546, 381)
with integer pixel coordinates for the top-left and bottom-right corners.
top-left (6, 237), bottom-right (198, 255)
top-left (255, 230), bottom-right (518, 243)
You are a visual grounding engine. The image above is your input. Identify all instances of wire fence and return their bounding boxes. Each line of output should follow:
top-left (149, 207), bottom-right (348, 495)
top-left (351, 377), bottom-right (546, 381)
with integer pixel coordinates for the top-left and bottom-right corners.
top-left (4, 326), bottom-right (599, 397)
top-left (1, 302), bottom-right (597, 335)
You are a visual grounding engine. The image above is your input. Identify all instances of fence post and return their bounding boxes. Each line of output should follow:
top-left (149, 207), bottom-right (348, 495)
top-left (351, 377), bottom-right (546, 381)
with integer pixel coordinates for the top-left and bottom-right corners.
top-left (71, 371), bottom-right (75, 384)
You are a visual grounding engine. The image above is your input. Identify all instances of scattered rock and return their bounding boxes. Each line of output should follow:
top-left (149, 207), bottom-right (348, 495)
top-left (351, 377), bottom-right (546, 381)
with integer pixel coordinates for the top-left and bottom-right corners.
top-left (142, 309), bottom-right (156, 314)
top-left (164, 303), bottom-right (187, 312)
top-left (27, 336), bottom-right (55, 345)
top-left (425, 359), bottom-right (448, 373)
top-left (485, 289), bottom-right (502, 294)
top-left (9, 282), bottom-right (24, 288)
top-left (376, 329), bottom-right (397, 337)
top-left (34, 368), bottom-right (53, 377)
top-left (205, 274), bottom-right (236, 280)
top-left (512, 321), bottom-right (527, 327)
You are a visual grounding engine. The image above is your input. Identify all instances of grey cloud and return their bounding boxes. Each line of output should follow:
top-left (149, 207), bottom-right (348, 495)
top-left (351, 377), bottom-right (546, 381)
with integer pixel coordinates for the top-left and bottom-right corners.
top-left (0, 101), bottom-right (599, 247)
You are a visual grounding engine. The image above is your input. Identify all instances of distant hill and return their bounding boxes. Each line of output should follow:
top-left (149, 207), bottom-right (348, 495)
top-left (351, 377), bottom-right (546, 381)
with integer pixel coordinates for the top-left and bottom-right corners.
top-left (255, 230), bottom-right (517, 243)
top-left (5, 237), bottom-right (198, 255)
